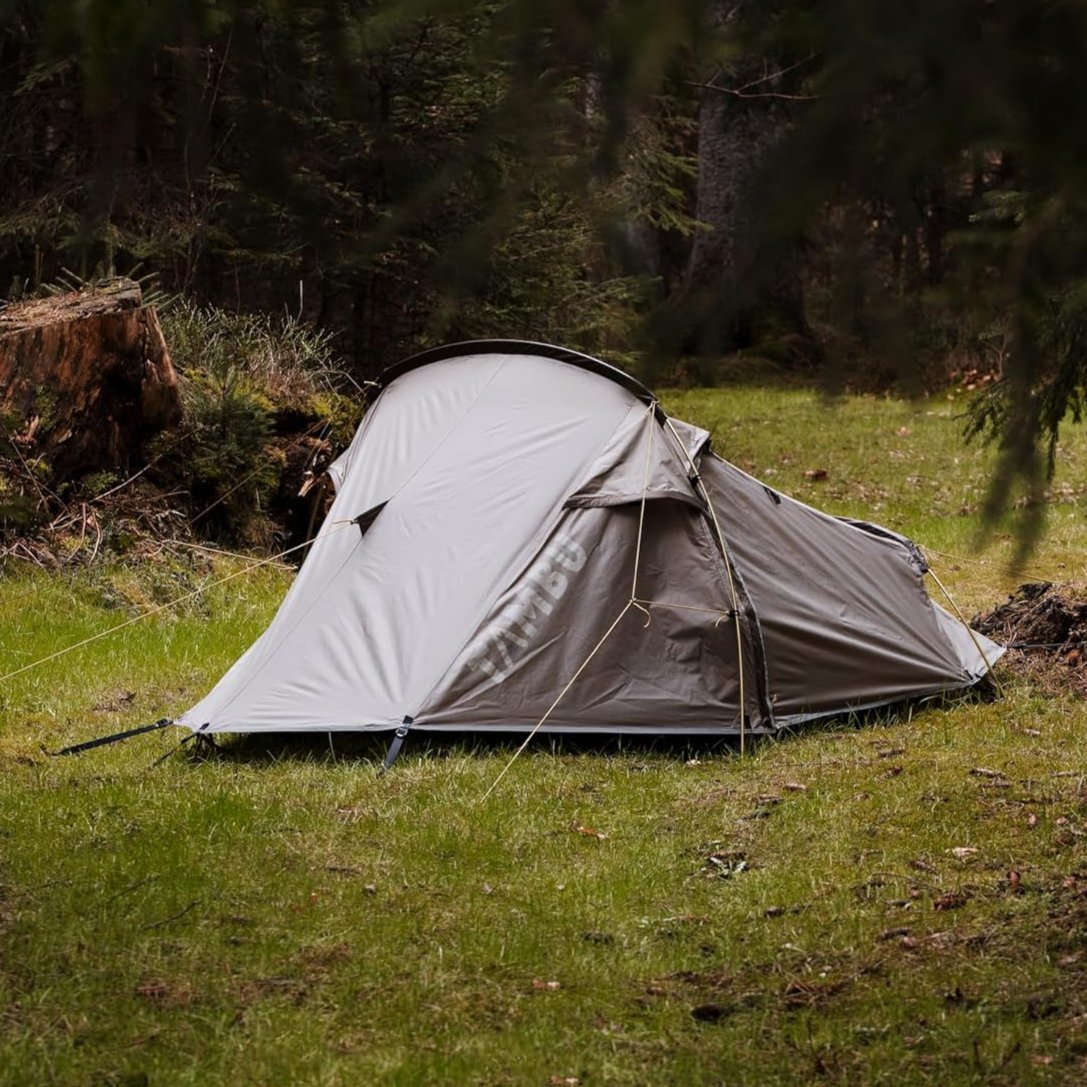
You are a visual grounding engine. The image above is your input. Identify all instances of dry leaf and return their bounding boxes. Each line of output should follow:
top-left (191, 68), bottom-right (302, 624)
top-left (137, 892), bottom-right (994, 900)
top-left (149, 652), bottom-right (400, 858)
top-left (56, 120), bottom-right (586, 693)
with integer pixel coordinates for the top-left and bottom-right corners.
top-left (896, 426), bottom-right (913, 436)
top-left (969, 767), bottom-right (1003, 779)
top-left (947, 847), bottom-right (979, 859)
top-left (804, 468), bottom-right (828, 481)
top-left (1008, 869), bottom-right (1023, 893)
top-left (704, 850), bottom-right (749, 878)
top-left (549, 1078), bottom-right (580, 1086)
top-left (135, 980), bottom-right (170, 1002)
top-left (134, 979), bottom-right (196, 1008)
top-left (783, 782), bottom-right (807, 792)
top-left (532, 979), bottom-right (561, 991)
top-left (879, 927), bottom-right (912, 941)
top-left (934, 891), bottom-right (969, 911)
top-left (573, 825), bottom-right (607, 840)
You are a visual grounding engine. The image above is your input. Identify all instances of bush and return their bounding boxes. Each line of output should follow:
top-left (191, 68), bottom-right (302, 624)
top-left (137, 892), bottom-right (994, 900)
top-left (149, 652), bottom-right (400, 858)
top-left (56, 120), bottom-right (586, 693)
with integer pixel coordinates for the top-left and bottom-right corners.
top-left (162, 301), bottom-right (352, 400)
top-left (154, 302), bottom-right (363, 546)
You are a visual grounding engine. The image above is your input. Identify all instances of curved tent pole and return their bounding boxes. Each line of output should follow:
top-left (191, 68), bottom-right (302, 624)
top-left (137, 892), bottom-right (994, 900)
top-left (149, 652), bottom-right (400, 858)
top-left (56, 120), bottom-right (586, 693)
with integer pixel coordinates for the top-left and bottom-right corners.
top-left (379, 339), bottom-right (657, 405)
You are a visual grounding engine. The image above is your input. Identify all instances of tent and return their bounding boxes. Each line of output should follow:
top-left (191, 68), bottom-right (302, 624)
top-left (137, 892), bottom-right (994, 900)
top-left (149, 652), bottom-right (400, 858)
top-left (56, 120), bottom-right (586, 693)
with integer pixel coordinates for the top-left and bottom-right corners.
top-left (177, 340), bottom-right (1002, 749)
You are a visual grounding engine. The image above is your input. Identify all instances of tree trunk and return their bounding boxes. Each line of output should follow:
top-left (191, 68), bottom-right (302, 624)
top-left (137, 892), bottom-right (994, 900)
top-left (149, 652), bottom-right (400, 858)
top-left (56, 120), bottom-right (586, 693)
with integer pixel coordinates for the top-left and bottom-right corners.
top-left (684, 0), bottom-right (815, 358)
top-left (0, 278), bottom-right (181, 481)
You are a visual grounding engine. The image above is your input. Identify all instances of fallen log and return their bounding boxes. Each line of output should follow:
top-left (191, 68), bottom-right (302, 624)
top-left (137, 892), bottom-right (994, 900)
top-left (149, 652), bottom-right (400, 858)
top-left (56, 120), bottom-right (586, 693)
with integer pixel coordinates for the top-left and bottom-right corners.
top-left (0, 277), bottom-right (182, 481)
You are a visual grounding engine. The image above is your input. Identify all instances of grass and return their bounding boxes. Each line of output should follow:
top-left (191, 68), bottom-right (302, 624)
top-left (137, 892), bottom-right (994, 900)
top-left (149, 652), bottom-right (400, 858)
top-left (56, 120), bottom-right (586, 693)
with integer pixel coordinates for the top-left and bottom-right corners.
top-left (2, 385), bottom-right (1086, 1086)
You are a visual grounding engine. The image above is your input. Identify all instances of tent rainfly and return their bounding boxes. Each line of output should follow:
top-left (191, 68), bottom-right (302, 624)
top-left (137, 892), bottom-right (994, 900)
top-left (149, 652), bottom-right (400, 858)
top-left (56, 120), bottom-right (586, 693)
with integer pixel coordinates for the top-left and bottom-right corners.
top-left (178, 340), bottom-right (1003, 750)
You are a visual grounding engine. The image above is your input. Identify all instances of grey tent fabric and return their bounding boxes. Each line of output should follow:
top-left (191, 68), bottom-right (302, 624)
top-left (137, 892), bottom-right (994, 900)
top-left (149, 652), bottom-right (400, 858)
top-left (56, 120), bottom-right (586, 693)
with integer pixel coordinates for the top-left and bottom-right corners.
top-left (178, 340), bottom-right (1002, 737)
top-left (698, 458), bottom-right (994, 723)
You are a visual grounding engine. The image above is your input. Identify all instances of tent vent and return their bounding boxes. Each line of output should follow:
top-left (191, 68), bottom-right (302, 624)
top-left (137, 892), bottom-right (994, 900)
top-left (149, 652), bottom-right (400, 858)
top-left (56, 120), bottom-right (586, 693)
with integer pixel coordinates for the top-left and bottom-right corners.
top-left (354, 502), bottom-right (388, 538)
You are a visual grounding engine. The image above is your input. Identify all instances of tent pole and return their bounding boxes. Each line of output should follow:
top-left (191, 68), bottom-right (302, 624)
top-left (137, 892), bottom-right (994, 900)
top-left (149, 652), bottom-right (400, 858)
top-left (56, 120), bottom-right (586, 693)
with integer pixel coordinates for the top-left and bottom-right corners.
top-left (661, 418), bottom-right (749, 754)
top-left (925, 564), bottom-right (1005, 697)
top-left (630, 404), bottom-right (656, 600)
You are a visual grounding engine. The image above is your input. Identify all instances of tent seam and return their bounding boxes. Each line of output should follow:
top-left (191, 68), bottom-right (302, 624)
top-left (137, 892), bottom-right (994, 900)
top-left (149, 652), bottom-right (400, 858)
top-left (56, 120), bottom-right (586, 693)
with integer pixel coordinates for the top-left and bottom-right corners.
top-left (377, 354), bottom-right (511, 509)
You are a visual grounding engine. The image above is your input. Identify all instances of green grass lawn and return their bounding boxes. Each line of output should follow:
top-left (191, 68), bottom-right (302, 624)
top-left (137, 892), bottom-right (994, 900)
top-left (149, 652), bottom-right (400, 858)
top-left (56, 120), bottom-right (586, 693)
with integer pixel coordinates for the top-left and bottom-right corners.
top-left (1, 385), bottom-right (1086, 1086)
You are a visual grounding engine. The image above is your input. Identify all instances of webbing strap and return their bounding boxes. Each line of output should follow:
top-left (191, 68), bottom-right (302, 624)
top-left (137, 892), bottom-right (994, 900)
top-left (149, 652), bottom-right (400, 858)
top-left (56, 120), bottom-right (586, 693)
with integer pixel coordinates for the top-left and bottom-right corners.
top-left (45, 717), bottom-right (176, 757)
top-left (380, 716), bottom-right (414, 773)
top-left (148, 722), bottom-right (212, 768)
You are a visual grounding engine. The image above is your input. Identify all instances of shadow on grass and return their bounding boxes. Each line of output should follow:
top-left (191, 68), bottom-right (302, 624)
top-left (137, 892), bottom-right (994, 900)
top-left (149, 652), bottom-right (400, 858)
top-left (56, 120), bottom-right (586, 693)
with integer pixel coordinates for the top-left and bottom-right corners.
top-left (184, 680), bottom-right (997, 768)
top-left (196, 729), bottom-right (745, 768)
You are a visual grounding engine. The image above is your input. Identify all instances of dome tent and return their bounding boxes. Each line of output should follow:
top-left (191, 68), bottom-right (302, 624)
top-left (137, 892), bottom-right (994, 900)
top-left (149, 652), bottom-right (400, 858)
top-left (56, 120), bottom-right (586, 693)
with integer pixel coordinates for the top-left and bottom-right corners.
top-left (177, 340), bottom-right (1001, 752)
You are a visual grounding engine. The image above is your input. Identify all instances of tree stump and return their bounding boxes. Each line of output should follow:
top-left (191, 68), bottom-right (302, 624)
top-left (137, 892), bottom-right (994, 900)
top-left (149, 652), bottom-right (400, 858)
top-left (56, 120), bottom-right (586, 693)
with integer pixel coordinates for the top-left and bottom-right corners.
top-left (0, 278), bottom-right (182, 481)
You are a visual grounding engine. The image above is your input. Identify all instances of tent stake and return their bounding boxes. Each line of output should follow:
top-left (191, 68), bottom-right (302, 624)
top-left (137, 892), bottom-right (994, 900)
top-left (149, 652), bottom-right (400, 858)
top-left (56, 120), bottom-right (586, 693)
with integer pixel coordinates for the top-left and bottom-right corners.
top-left (379, 717), bottom-right (414, 774)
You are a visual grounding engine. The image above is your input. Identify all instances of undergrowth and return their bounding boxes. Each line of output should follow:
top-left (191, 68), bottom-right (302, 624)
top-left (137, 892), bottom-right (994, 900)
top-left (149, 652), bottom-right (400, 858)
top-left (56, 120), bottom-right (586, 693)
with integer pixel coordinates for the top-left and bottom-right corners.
top-left (0, 299), bottom-right (366, 560)
top-left (152, 302), bottom-right (364, 547)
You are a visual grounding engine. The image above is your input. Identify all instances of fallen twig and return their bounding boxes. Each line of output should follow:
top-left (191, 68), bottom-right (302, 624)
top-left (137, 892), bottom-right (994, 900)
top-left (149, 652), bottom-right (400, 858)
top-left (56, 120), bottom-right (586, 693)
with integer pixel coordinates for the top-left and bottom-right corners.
top-left (143, 900), bottom-right (199, 930)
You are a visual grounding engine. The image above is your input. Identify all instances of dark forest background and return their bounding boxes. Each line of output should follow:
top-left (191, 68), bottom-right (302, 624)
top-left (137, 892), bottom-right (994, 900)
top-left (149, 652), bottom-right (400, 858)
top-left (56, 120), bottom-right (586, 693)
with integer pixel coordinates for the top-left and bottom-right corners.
top-left (2, 0), bottom-right (1086, 546)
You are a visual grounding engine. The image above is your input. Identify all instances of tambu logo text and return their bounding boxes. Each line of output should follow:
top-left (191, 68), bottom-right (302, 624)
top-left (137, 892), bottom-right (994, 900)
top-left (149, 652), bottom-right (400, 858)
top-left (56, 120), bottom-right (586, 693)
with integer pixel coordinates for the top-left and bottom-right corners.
top-left (468, 533), bottom-right (587, 686)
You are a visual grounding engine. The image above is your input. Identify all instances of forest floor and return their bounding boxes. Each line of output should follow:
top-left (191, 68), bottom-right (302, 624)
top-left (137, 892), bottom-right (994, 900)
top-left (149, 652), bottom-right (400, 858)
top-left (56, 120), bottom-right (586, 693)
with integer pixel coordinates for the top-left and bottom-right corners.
top-left (1, 384), bottom-right (1086, 1086)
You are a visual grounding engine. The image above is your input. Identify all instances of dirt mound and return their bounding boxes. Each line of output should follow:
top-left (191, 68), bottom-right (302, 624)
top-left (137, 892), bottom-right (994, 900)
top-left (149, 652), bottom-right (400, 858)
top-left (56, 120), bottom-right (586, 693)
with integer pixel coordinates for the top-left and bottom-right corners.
top-left (974, 583), bottom-right (1087, 697)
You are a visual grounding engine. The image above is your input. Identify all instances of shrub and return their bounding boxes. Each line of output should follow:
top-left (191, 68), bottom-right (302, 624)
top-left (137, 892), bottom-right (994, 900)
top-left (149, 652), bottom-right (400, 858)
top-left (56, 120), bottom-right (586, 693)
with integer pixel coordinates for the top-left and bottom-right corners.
top-left (154, 302), bottom-right (363, 546)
